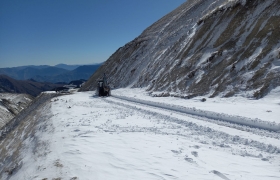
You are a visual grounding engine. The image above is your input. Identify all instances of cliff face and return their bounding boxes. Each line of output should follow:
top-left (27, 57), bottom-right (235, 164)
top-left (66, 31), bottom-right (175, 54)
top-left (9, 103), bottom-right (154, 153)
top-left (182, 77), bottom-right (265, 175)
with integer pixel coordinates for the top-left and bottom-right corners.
top-left (81, 0), bottom-right (280, 98)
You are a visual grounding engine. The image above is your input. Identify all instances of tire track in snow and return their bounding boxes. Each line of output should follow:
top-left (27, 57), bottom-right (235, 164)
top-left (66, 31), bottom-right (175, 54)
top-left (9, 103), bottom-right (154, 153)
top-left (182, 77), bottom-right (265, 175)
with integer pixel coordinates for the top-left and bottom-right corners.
top-left (109, 95), bottom-right (280, 142)
top-left (112, 95), bottom-right (280, 132)
top-left (102, 97), bottom-right (280, 155)
top-left (108, 96), bottom-right (280, 143)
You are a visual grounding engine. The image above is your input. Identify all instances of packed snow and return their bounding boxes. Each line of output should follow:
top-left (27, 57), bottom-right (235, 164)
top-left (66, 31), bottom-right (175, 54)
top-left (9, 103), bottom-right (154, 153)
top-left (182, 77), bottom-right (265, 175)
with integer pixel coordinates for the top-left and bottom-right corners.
top-left (6, 89), bottom-right (280, 180)
top-left (113, 87), bottom-right (280, 124)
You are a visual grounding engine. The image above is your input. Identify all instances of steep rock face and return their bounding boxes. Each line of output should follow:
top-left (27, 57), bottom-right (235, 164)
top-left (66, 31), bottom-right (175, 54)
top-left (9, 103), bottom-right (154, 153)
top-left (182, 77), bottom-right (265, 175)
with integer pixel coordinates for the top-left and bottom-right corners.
top-left (82, 0), bottom-right (280, 98)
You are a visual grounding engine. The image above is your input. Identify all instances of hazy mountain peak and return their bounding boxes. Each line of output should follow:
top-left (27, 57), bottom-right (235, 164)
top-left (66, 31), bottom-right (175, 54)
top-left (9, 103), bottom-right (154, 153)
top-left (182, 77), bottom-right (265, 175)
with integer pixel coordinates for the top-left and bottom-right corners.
top-left (54, 64), bottom-right (81, 70)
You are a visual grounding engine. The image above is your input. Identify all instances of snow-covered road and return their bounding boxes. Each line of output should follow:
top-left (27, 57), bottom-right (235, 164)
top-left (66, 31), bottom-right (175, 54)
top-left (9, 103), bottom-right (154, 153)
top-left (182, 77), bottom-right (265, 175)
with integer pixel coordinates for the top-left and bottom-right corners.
top-left (107, 96), bottom-right (280, 146)
top-left (7, 90), bottom-right (280, 180)
top-left (111, 95), bottom-right (280, 132)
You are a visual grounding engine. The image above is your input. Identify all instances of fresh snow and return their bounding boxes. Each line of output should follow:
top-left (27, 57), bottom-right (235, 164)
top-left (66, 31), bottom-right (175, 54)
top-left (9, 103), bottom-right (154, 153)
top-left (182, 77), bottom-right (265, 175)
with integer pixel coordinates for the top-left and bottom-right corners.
top-left (8, 89), bottom-right (280, 180)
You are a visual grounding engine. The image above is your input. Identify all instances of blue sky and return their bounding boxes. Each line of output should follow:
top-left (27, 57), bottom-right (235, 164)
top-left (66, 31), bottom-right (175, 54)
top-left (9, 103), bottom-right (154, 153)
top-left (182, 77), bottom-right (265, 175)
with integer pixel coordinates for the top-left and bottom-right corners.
top-left (0, 0), bottom-right (186, 68)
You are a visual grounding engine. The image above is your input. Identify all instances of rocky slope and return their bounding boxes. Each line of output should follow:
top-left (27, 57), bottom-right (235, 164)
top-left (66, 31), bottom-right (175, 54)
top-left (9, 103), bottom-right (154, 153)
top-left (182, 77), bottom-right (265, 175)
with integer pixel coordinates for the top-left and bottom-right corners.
top-left (0, 93), bottom-right (33, 129)
top-left (81, 0), bottom-right (280, 99)
top-left (0, 92), bottom-right (60, 178)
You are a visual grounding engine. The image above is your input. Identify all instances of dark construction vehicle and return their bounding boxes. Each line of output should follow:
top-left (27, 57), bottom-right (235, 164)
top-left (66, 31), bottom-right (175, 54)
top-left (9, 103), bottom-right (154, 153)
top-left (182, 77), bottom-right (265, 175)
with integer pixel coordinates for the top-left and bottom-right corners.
top-left (96, 73), bottom-right (111, 96)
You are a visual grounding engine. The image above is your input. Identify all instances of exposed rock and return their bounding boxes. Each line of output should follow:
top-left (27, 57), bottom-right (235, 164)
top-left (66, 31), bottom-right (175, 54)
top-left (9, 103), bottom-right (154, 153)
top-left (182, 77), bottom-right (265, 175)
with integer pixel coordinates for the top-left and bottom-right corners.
top-left (0, 93), bottom-right (34, 129)
top-left (201, 98), bottom-right (206, 102)
top-left (81, 0), bottom-right (280, 99)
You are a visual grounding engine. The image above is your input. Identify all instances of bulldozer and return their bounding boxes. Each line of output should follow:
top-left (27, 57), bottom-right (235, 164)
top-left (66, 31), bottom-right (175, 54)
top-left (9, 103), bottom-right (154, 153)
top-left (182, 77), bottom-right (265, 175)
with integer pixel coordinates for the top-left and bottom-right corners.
top-left (96, 73), bottom-right (111, 96)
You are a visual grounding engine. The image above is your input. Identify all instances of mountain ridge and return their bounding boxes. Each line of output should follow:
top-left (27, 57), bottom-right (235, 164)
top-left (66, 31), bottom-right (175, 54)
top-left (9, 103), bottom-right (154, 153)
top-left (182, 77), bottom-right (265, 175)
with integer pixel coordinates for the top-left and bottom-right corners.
top-left (34, 65), bottom-right (101, 83)
top-left (0, 74), bottom-right (64, 97)
top-left (0, 63), bottom-right (102, 83)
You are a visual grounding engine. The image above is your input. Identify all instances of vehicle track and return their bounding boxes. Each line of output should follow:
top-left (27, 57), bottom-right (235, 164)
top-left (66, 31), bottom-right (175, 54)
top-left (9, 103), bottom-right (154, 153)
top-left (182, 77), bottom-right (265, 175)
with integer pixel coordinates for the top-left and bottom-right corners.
top-left (102, 96), bottom-right (280, 155)
top-left (111, 95), bottom-right (280, 133)
top-left (103, 95), bottom-right (280, 142)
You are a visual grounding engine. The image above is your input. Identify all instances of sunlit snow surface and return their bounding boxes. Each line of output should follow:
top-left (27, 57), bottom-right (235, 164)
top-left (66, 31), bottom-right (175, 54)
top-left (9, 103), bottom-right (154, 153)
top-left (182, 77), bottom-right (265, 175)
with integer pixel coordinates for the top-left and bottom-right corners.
top-left (113, 88), bottom-right (280, 124)
top-left (11, 89), bottom-right (280, 180)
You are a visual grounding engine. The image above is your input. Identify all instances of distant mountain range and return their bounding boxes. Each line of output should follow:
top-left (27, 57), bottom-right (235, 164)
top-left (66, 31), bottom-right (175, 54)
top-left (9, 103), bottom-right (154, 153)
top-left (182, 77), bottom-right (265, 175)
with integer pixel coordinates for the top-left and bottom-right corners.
top-left (0, 63), bottom-right (102, 83)
top-left (54, 63), bottom-right (82, 70)
top-left (0, 74), bottom-right (65, 97)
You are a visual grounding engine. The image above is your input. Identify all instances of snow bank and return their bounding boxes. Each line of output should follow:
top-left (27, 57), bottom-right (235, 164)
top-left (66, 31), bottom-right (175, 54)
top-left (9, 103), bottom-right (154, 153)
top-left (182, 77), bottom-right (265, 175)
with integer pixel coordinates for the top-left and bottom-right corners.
top-left (112, 95), bottom-right (280, 132)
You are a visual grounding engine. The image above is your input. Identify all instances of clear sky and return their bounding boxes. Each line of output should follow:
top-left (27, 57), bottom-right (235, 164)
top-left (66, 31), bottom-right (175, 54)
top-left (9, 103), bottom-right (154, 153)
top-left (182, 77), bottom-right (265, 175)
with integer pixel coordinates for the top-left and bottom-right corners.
top-left (0, 0), bottom-right (186, 68)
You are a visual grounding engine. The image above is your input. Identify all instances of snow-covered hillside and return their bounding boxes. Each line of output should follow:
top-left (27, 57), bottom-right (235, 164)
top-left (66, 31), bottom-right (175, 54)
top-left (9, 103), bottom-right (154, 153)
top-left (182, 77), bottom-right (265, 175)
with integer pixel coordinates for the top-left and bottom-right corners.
top-left (82, 0), bottom-right (280, 99)
top-left (0, 93), bottom-right (33, 129)
top-left (1, 90), bottom-right (279, 179)
top-left (1, 1), bottom-right (280, 179)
